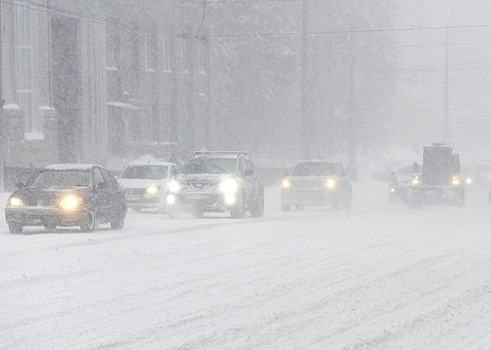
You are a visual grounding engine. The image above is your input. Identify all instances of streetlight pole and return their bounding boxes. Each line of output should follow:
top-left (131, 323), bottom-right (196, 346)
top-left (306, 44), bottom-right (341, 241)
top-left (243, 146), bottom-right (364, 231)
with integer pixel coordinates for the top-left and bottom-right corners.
top-left (443, 26), bottom-right (449, 144)
top-left (301, 0), bottom-right (310, 160)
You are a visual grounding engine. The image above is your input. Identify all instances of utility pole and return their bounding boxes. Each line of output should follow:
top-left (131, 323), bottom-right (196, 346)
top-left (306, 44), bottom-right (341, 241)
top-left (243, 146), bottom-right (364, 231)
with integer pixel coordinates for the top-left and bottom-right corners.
top-left (347, 4), bottom-right (357, 180)
top-left (443, 26), bottom-right (449, 144)
top-left (301, 0), bottom-right (311, 160)
top-left (0, 5), bottom-right (4, 192)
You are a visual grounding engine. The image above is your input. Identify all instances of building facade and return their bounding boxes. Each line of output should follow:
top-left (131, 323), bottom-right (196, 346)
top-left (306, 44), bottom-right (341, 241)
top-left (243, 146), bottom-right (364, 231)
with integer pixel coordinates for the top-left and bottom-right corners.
top-left (0, 0), bottom-right (210, 172)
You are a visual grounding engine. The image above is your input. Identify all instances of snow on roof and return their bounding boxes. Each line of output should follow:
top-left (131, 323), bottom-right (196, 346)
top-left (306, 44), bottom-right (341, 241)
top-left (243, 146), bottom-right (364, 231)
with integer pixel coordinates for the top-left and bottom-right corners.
top-left (129, 154), bottom-right (175, 166)
top-left (44, 164), bottom-right (100, 171)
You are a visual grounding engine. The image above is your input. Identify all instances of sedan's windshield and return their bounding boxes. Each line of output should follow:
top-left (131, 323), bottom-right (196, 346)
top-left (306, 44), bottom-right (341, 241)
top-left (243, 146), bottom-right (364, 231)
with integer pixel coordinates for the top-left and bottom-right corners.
top-left (292, 163), bottom-right (336, 176)
top-left (183, 157), bottom-right (237, 174)
top-left (120, 166), bottom-right (168, 180)
top-left (30, 170), bottom-right (91, 188)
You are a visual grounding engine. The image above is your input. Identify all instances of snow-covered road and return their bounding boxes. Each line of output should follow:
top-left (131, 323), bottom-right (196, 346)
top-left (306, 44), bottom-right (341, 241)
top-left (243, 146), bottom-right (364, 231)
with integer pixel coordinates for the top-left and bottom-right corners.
top-left (1, 177), bottom-right (491, 349)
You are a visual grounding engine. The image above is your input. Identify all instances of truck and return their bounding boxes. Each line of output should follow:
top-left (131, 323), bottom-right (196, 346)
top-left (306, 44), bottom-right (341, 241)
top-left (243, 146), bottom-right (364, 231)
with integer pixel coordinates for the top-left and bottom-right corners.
top-left (405, 143), bottom-right (465, 208)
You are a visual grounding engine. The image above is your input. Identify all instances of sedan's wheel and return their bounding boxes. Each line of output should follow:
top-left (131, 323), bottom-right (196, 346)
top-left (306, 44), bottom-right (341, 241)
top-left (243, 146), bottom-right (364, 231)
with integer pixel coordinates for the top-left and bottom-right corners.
top-left (251, 193), bottom-right (265, 218)
top-left (8, 223), bottom-right (23, 234)
top-left (281, 204), bottom-right (291, 211)
top-left (231, 196), bottom-right (245, 219)
top-left (80, 210), bottom-right (96, 232)
top-left (295, 205), bottom-right (304, 211)
top-left (110, 207), bottom-right (125, 230)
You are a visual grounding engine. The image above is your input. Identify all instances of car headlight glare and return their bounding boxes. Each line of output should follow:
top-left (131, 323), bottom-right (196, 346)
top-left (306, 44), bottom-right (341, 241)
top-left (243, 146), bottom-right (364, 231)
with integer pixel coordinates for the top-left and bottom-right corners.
top-left (282, 179), bottom-right (291, 189)
top-left (219, 178), bottom-right (238, 194)
top-left (325, 178), bottom-right (336, 189)
top-left (168, 180), bottom-right (181, 193)
top-left (146, 185), bottom-right (160, 194)
top-left (59, 195), bottom-right (83, 211)
top-left (411, 177), bottom-right (420, 185)
top-left (9, 197), bottom-right (24, 206)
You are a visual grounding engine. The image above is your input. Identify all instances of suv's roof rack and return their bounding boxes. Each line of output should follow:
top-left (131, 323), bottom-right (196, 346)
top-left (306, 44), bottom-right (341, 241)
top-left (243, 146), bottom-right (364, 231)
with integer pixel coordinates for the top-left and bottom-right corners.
top-left (194, 151), bottom-right (248, 156)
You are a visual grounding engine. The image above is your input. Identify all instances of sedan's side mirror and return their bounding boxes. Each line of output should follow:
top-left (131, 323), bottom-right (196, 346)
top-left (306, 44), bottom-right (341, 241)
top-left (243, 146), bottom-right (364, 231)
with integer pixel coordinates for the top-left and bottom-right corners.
top-left (243, 169), bottom-right (254, 176)
top-left (16, 182), bottom-right (26, 189)
top-left (97, 182), bottom-right (108, 190)
top-left (340, 171), bottom-right (347, 177)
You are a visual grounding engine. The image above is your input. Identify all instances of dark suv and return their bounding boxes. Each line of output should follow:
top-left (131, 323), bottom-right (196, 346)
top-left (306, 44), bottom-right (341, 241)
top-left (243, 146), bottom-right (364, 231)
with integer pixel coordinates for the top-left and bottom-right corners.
top-left (5, 164), bottom-right (127, 233)
top-left (166, 152), bottom-right (264, 218)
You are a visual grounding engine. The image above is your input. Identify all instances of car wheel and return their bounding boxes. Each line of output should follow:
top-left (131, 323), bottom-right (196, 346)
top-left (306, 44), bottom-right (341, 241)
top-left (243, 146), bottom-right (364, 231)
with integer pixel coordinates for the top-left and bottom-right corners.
top-left (343, 190), bottom-right (352, 210)
top-left (8, 223), bottom-right (23, 234)
top-left (282, 204), bottom-right (291, 211)
top-left (110, 207), bottom-right (125, 230)
top-left (80, 210), bottom-right (96, 232)
top-left (231, 196), bottom-right (245, 219)
top-left (295, 205), bottom-right (304, 211)
top-left (251, 192), bottom-right (265, 218)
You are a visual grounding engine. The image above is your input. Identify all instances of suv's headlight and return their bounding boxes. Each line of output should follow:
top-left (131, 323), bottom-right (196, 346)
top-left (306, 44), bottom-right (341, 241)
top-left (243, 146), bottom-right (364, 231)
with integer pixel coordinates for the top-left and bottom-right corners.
top-left (9, 197), bottom-right (24, 206)
top-left (219, 178), bottom-right (238, 194)
top-left (146, 185), bottom-right (160, 194)
top-left (59, 195), bottom-right (83, 211)
top-left (168, 180), bottom-right (181, 193)
top-left (325, 178), bottom-right (336, 189)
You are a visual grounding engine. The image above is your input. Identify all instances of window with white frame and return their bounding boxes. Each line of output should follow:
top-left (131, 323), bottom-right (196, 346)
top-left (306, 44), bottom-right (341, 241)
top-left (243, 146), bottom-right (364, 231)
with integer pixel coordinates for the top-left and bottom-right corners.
top-left (163, 33), bottom-right (172, 72)
top-left (197, 38), bottom-right (207, 74)
top-left (181, 35), bottom-right (189, 73)
top-left (15, 1), bottom-right (33, 132)
top-left (144, 32), bottom-right (156, 72)
top-left (106, 26), bottom-right (119, 70)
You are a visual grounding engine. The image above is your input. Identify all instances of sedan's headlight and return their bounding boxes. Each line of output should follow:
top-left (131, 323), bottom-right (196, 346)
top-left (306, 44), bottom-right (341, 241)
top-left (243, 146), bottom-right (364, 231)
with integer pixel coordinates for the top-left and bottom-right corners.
top-left (59, 195), bottom-right (83, 211)
top-left (9, 197), bottom-right (24, 206)
top-left (282, 179), bottom-right (292, 189)
top-left (146, 185), bottom-right (160, 194)
top-left (325, 178), bottom-right (336, 189)
top-left (168, 180), bottom-right (181, 193)
top-left (219, 178), bottom-right (238, 194)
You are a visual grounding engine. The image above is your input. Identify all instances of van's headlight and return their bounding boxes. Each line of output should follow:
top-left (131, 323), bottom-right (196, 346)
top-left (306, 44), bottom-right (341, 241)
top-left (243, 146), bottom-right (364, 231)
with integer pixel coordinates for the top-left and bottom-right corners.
top-left (9, 197), bottom-right (24, 206)
top-left (168, 180), bottom-right (181, 193)
top-left (219, 178), bottom-right (238, 194)
top-left (146, 185), bottom-right (160, 194)
top-left (59, 195), bottom-right (83, 211)
top-left (325, 178), bottom-right (336, 189)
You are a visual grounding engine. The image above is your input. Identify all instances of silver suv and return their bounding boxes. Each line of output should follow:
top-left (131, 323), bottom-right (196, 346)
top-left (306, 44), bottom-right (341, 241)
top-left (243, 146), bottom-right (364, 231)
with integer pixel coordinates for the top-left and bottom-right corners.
top-left (166, 152), bottom-right (265, 218)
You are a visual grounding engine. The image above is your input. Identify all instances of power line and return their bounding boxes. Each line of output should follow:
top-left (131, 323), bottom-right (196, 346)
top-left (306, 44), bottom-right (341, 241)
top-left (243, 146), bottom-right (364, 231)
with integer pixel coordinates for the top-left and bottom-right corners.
top-left (213, 23), bottom-right (491, 37)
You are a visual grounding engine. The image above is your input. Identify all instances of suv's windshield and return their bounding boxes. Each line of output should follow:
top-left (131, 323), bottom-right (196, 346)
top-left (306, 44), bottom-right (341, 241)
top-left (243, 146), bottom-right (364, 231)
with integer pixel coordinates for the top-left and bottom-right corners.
top-left (292, 162), bottom-right (336, 176)
top-left (30, 170), bottom-right (91, 188)
top-left (120, 165), bottom-right (168, 180)
top-left (183, 157), bottom-right (237, 174)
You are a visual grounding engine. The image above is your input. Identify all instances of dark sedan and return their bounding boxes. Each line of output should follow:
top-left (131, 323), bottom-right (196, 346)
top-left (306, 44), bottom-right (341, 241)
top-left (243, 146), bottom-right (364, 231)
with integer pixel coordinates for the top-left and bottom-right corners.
top-left (5, 164), bottom-right (127, 234)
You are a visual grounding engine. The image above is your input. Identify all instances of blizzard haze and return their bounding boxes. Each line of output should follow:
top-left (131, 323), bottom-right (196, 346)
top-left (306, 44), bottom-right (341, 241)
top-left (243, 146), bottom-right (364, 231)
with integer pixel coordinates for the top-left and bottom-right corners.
top-left (1, 0), bottom-right (491, 349)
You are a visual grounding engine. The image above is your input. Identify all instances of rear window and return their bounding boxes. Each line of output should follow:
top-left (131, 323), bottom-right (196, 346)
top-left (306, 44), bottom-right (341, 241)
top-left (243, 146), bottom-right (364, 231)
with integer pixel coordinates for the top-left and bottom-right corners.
top-left (292, 163), bottom-right (336, 176)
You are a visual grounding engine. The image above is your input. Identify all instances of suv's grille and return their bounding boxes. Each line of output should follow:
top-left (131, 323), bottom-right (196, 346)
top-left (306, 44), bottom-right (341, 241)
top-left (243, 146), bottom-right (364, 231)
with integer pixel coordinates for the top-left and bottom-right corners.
top-left (183, 181), bottom-right (217, 190)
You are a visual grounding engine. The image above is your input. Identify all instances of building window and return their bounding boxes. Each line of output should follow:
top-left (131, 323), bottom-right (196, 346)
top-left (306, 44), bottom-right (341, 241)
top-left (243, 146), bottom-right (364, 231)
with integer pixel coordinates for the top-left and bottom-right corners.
top-left (181, 27), bottom-right (192, 74)
top-left (15, 1), bottom-right (33, 132)
top-left (106, 26), bottom-right (119, 70)
top-left (197, 38), bottom-right (207, 74)
top-left (144, 32), bottom-right (156, 72)
top-left (163, 33), bottom-right (172, 72)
